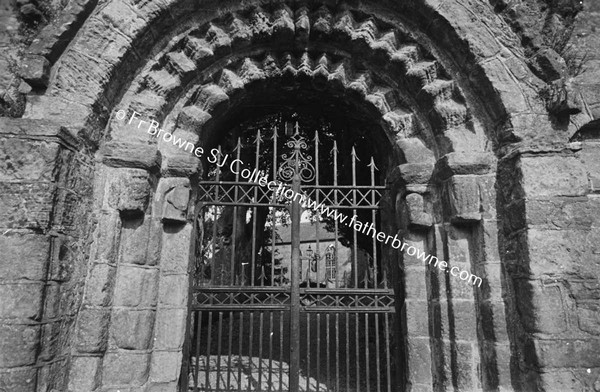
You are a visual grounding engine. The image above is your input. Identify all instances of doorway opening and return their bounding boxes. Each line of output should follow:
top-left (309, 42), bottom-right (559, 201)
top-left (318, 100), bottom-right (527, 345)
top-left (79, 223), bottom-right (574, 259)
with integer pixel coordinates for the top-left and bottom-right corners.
top-left (182, 112), bottom-right (401, 392)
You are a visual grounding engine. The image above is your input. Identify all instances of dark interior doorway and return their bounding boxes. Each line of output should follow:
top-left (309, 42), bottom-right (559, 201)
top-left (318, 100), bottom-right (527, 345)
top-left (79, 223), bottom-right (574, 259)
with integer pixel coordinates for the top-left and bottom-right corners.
top-left (182, 113), bottom-right (400, 392)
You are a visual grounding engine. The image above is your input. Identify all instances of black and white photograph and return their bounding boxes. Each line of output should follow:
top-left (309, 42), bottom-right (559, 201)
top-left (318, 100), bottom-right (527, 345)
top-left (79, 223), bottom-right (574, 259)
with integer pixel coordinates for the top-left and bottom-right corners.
top-left (0, 0), bottom-right (598, 391)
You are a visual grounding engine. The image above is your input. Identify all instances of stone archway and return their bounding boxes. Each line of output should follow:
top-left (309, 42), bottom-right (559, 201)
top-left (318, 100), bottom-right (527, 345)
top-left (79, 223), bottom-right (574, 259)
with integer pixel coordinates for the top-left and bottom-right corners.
top-left (27, 0), bottom-right (552, 141)
top-left (58, 3), bottom-right (506, 390)
top-left (4, 1), bottom-right (598, 392)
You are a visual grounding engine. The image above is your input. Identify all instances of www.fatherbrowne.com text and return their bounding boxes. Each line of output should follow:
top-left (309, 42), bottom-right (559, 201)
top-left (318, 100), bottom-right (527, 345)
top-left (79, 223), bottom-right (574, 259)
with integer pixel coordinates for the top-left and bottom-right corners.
top-left (118, 109), bottom-right (483, 287)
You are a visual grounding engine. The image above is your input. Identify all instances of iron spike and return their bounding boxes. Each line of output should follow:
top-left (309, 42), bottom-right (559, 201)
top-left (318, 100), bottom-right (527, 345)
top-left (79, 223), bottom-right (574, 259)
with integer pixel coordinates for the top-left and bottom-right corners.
top-left (362, 274), bottom-right (370, 288)
top-left (254, 129), bottom-right (263, 145)
top-left (368, 157), bottom-right (379, 171)
top-left (351, 146), bottom-right (360, 162)
top-left (333, 140), bottom-right (339, 188)
top-left (233, 138), bottom-right (242, 153)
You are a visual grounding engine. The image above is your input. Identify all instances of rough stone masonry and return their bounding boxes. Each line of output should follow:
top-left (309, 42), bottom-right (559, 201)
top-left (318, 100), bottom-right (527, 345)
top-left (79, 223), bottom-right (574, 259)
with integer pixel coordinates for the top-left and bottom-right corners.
top-left (0, 0), bottom-right (599, 391)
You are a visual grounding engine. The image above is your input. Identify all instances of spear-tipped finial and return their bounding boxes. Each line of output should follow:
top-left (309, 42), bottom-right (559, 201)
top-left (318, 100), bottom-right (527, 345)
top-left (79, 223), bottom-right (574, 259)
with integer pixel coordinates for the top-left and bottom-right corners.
top-left (351, 146), bottom-right (360, 161)
top-left (254, 129), bottom-right (263, 144)
top-left (368, 156), bottom-right (379, 171)
top-left (258, 265), bottom-right (267, 282)
top-left (362, 273), bottom-right (371, 288)
top-left (233, 137), bottom-right (242, 153)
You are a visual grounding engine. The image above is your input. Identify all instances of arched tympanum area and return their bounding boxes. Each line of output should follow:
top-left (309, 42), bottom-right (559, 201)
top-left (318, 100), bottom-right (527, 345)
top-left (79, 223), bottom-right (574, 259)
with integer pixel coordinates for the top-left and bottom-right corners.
top-left (20, 1), bottom-right (549, 392)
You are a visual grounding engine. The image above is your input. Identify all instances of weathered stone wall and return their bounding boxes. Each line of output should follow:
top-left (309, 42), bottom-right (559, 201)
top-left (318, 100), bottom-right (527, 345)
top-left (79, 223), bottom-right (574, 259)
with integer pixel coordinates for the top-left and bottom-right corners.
top-left (0, 0), bottom-right (97, 118)
top-left (570, 0), bottom-right (600, 120)
top-left (0, 0), bottom-right (599, 391)
top-left (0, 118), bottom-right (94, 391)
top-left (0, 1), bottom-right (26, 118)
top-left (498, 140), bottom-right (600, 391)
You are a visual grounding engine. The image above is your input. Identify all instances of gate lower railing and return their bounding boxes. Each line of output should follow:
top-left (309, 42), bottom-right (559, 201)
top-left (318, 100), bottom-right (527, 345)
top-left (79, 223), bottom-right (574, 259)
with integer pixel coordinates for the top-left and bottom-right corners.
top-left (186, 287), bottom-right (396, 392)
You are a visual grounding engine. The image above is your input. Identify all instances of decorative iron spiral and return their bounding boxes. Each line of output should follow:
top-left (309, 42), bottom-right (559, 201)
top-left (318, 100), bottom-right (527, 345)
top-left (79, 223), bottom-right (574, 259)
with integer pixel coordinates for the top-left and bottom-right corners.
top-left (277, 133), bottom-right (316, 183)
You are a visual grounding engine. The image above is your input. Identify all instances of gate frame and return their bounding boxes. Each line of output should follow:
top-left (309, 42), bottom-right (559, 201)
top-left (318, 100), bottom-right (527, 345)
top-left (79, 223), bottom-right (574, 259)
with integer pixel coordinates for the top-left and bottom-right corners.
top-left (182, 123), bottom-right (400, 392)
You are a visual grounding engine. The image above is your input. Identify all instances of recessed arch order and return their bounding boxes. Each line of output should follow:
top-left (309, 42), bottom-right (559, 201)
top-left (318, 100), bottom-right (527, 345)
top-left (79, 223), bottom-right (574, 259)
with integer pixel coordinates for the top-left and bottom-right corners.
top-left (30, 1), bottom-right (555, 392)
top-left (37, 0), bottom-right (551, 154)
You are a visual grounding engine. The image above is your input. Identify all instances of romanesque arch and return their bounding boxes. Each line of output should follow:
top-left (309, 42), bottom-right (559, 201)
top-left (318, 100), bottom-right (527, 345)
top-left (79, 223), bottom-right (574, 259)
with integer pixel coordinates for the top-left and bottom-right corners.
top-left (56, 3), bottom-right (506, 391)
top-left (2, 1), bottom-right (599, 392)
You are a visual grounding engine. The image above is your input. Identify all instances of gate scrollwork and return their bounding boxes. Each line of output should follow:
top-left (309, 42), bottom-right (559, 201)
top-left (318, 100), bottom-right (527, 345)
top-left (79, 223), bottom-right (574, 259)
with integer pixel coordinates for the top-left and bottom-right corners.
top-left (277, 129), bottom-right (316, 183)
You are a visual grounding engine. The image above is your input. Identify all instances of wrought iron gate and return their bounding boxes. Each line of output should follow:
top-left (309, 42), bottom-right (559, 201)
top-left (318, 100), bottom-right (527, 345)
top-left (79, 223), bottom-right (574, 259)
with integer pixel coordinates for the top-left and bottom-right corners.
top-left (183, 121), bottom-right (398, 392)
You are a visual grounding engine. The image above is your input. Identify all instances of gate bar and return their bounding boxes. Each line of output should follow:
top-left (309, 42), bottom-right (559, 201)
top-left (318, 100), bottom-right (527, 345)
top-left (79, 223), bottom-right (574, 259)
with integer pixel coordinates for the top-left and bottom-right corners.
top-left (289, 131), bottom-right (302, 392)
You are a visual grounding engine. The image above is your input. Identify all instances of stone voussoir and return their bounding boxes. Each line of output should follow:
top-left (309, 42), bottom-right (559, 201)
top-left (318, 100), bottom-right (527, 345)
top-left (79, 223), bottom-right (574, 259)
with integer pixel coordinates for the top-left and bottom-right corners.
top-left (99, 141), bottom-right (162, 171)
top-left (436, 152), bottom-right (497, 180)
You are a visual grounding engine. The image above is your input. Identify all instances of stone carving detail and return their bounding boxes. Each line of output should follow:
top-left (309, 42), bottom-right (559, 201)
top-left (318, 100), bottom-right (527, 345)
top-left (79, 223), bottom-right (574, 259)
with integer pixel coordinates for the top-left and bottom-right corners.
top-left (107, 169), bottom-right (152, 215)
top-left (111, 4), bottom-right (473, 156)
top-left (162, 185), bottom-right (190, 223)
top-left (405, 193), bottom-right (433, 229)
top-left (541, 79), bottom-right (582, 117)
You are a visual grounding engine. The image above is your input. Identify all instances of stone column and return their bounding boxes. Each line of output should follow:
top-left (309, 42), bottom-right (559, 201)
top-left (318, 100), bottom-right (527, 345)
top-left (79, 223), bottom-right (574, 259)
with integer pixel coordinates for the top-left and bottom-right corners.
top-left (70, 166), bottom-right (158, 391)
top-left (67, 139), bottom-right (162, 392)
top-left (431, 152), bottom-right (505, 392)
top-left (143, 120), bottom-right (200, 391)
top-left (390, 162), bottom-right (436, 392)
top-left (146, 178), bottom-right (193, 391)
